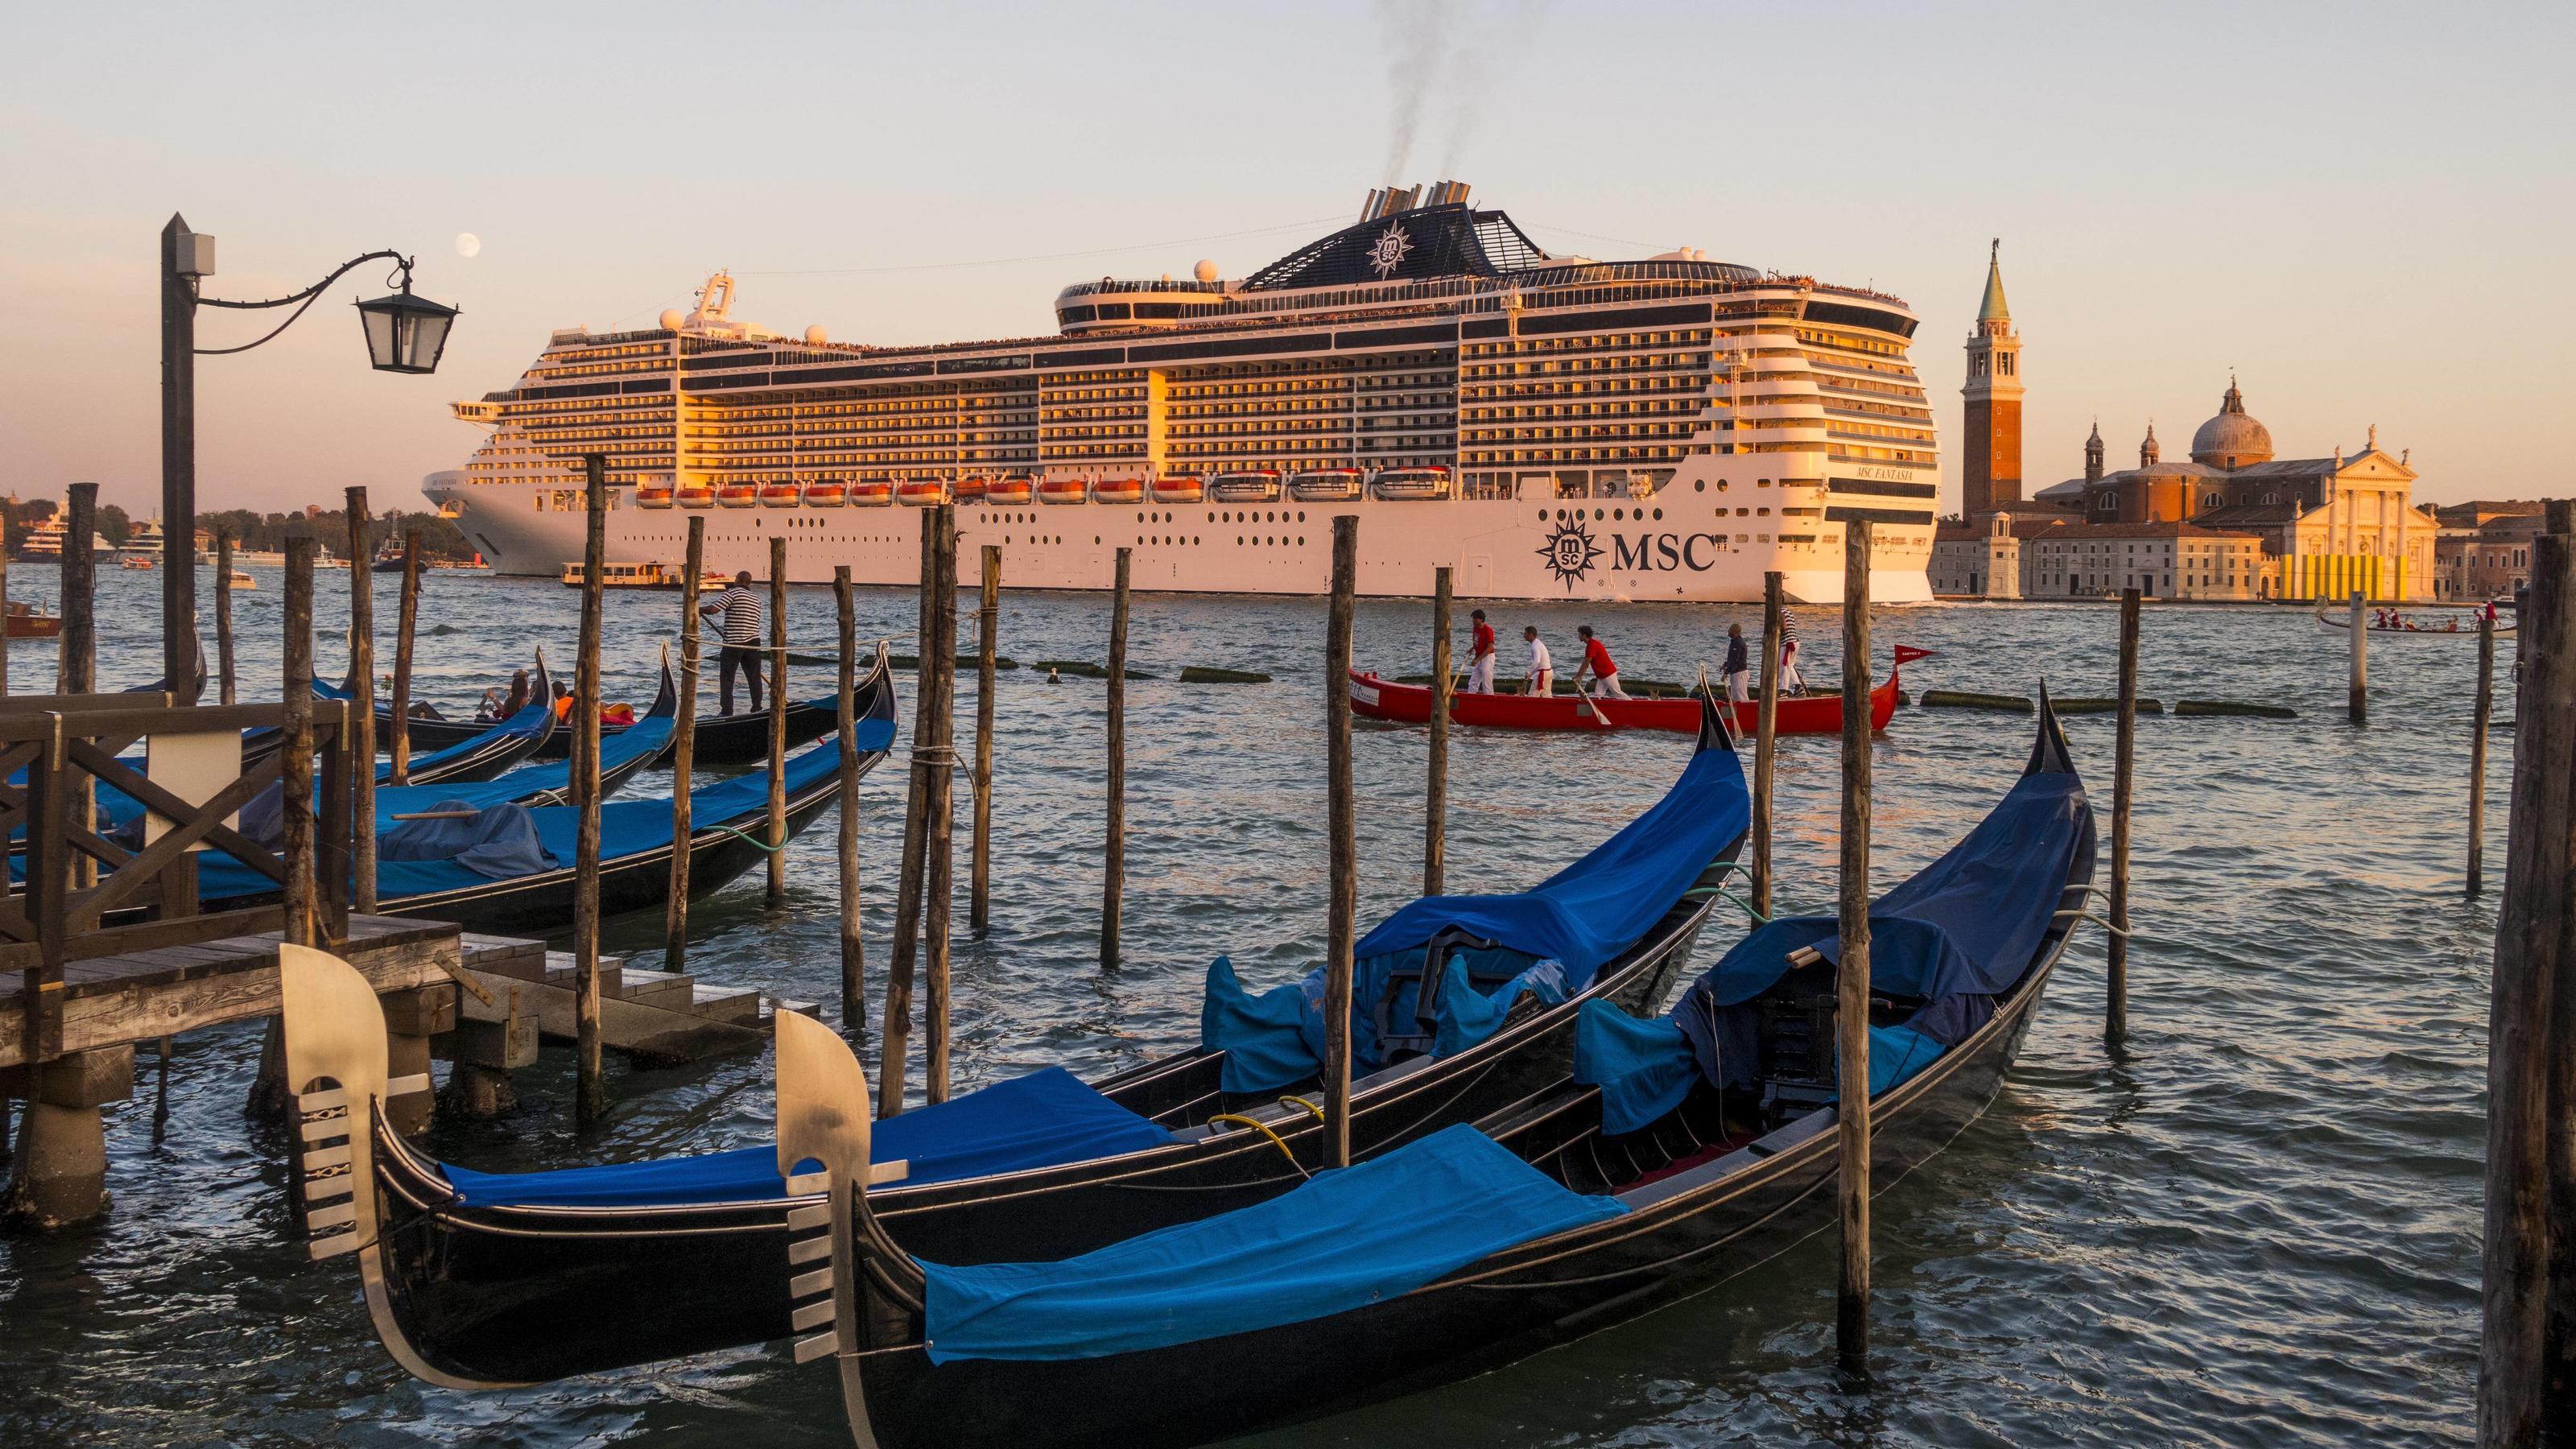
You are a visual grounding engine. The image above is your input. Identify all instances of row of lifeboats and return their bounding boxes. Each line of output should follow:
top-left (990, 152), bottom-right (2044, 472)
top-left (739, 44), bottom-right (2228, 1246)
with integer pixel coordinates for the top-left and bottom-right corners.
top-left (630, 466), bottom-right (1455, 511)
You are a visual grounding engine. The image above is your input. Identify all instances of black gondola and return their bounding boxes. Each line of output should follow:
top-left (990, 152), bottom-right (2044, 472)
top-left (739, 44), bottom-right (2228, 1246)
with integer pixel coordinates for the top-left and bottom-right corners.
top-left (384, 664), bottom-right (835, 767)
top-left (374, 650), bottom-right (675, 813)
top-left (281, 701), bottom-right (1754, 1388)
top-left (766, 691), bottom-right (2099, 1449)
top-left (206, 646), bottom-right (892, 935)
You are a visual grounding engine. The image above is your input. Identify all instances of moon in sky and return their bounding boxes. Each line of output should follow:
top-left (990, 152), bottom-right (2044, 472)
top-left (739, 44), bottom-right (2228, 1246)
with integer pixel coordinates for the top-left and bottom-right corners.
top-left (455, 233), bottom-right (481, 258)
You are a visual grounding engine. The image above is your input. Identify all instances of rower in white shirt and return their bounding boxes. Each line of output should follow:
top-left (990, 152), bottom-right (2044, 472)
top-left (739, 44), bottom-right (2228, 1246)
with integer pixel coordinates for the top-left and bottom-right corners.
top-left (1521, 626), bottom-right (1554, 697)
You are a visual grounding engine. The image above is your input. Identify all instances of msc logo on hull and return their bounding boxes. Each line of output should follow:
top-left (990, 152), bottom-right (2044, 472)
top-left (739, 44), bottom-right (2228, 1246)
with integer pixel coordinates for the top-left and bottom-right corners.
top-left (1539, 521), bottom-right (1744, 589)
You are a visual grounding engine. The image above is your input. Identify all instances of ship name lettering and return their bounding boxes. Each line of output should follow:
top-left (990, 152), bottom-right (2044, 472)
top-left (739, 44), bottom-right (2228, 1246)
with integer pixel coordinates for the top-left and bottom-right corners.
top-left (1611, 533), bottom-right (1727, 572)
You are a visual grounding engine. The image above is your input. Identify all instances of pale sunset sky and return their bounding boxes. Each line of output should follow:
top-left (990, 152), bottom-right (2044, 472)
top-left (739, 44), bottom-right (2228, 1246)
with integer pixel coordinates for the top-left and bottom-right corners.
top-left (2, 1), bottom-right (2567, 519)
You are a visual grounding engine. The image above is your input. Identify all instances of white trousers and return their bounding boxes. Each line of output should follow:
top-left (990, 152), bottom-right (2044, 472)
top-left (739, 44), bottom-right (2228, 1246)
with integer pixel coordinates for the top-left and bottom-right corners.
top-left (1592, 670), bottom-right (1629, 699)
top-left (1724, 669), bottom-right (1751, 704)
top-left (1465, 655), bottom-right (1496, 693)
top-left (1529, 669), bottom-right (1554, 698)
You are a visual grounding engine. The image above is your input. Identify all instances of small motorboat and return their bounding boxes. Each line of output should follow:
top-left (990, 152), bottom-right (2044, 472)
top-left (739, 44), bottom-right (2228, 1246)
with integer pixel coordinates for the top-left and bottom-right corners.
top-left (954, 477), bottom-right (990, 505)
top-left (1370, 465), bottom-right (1453, 500)
top-left (228, 571), bottom-right (256, 591)
top-left (675, 484), bottom-right (717, 510)
top-left (759, 483), bottom-right (802, 509)
top-left (1286, 467), bottom-right (1363, 502)
top-left (985, 476), bottom-right (1036, 506)
top-left (1348, 665), bottom-right (1905, 736)
top-left (4, 600), bottom-right (61, 638)
top-left (1208, 469), bottom-right (1282, 502)
top-left (1092, 476), bottom-right (1146, 505)
top-left (897, 479), bottom-right (952, 507)
top-left (850, 478), bottom-right (896, 508)
top-left (119, 555), bottom-right (155, 571)
top-left (716, 484), bottom-right (760, 509)
top-left (1151, 473), bottom-right (1205, 504)
top-left (634, 483), bottom-right (677, 509)
top-left (803, 481), bottom-right (848, 508)
top-left (1037, 477), bottom-right (1090, 506)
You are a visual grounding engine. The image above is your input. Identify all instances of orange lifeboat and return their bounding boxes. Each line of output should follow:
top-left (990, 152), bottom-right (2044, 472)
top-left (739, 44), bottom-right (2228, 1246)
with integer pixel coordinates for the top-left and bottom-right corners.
top-left (635, 483), bottom-right (676, 509)
top-left (1151, 473), bottom-right (1205, 504)
top-left (1092, 476), bottom-right (1146, 505)
top-left (675, 484), bottom-right (717, 510)
top-left (954, 476), bottom-right (990, 505)
top-left (897, 478), bottom-right (953, 507)
top-left (986, 475), bottom-right (1035, 506)
top-left (803, 481), bottom-right (848, 508)
top-left (849, 478), bottom-right (895, 508)
top-left (759, 483), bottom-right (803, 508)
top-left (1037, 477), bottom-right (1091, 506)
top-left (716, 484), bottom-right (760, 509)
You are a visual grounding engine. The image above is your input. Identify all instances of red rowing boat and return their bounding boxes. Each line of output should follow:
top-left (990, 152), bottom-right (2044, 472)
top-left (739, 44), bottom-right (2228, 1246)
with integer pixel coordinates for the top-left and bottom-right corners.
top-left (1347, 668), bottom-right (1901, 735)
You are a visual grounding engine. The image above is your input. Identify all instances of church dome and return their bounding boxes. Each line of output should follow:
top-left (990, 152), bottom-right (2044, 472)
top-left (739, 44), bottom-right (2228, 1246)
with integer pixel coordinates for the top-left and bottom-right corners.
top-left (2190, 378), bottom-right (2274, 469)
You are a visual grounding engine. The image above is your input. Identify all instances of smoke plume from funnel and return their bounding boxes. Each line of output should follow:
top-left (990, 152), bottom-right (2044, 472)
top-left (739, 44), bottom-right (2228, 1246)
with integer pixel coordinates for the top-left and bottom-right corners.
top-left (1374, 0), bottom-right (1553, 184)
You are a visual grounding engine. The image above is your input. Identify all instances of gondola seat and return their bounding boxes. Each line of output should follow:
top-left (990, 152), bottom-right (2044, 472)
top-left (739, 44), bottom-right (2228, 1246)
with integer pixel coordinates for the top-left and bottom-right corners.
top-left (436, 1066), bottom-right (1175, 1208)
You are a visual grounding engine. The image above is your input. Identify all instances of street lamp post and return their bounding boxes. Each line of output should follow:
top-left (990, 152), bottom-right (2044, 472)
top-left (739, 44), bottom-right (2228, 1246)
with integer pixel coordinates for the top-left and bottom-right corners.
top-left (159, 212), bottom-right (459, 700)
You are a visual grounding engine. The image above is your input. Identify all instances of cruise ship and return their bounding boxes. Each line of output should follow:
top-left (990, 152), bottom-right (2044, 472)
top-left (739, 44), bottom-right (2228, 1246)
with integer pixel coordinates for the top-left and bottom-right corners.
top-left (427, 185), bottom-right (1938, 603)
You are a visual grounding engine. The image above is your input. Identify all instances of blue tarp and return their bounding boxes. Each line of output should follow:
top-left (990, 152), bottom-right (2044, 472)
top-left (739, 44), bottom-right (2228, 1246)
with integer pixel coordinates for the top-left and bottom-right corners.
top-left (378, 800), bottom-right (558, 881)
top-left (440, 1065), bottom-right (1174, 1208)
top-left (374, 715), bottom-right (673, 820)
top-left (1576, 766), bottom-right (2091, 1135)
top-left (919, 1124), bottom-right (1626, 1364)
top-left (1200, 740), bottom-right (1748, 1093)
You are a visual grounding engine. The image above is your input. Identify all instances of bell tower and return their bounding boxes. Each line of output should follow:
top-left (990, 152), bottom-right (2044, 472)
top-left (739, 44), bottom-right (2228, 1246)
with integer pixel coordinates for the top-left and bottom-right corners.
top-left (1962, 240), bottom-right (2024, 518)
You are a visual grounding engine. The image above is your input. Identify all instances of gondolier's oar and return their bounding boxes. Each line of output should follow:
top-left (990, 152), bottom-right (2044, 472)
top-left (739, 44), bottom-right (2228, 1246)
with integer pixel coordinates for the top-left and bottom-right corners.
top-left (1572, 676), bottom-right (1619, 730)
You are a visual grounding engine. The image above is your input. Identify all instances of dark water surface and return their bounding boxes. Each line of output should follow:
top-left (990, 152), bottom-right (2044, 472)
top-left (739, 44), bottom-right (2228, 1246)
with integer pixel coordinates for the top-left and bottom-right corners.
top-left (0, 567), bottom-right (2500, 1446)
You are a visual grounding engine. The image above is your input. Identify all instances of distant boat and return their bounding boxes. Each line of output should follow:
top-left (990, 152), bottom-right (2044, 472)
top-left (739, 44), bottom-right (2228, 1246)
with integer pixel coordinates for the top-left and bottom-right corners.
top-left (5, 599), bottom-right (61, 638)
top-left (229, 570), bottom-right (256, 591)
top-left (560, 561), bottom-right (726, 591)
top-left (118, 555), bottom-right (155, 571)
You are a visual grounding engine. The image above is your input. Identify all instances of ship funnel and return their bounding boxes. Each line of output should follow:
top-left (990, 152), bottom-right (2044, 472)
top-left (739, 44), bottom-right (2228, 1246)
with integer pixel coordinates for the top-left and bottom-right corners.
top-left (1358, 188), bottom-right (1387, 223)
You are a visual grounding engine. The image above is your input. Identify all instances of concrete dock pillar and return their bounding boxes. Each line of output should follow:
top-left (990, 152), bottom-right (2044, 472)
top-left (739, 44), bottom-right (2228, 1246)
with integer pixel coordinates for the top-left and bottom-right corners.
top-left (437, 984), bottom-right (535, 1120)
top-left (379, 986), bottom-right (455, 1137)
top-left (3, 1045), bottom-right (135, 1230)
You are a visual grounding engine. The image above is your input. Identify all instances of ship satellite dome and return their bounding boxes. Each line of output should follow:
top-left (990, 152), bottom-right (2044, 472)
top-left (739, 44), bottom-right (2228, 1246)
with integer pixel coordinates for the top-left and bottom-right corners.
top-left (1193, 258), bottom-right (1220, 283)
top-left (805, 324), bottom-right (829, 345)
top-left (659, 308), bottom-right (685, 330)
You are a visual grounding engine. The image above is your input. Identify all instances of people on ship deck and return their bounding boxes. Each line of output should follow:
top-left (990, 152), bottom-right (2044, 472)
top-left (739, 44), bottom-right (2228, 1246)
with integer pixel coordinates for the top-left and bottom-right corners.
top-left (1573, 625), bottom-right (1626, 698)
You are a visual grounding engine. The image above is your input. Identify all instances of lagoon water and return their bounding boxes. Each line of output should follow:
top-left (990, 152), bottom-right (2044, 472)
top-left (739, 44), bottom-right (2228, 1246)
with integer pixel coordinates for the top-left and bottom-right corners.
top-left (0, 565), bottom-right (2500, 1446)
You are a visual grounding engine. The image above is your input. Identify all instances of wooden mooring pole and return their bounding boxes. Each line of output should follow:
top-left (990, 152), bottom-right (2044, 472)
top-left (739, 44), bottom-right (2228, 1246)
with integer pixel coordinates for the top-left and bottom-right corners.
top-left (1102, 547), bottom-right (1130, 969)
top-left (572, 456), bottom-right (609, 1125)
top-left (1834, 521), bottom-right (1875, 1383)
top-left (2476, 500), bottom-right (2574, 1445)
top-left (2348, 590), bottom-right (2368, 725)
top-left (2107, 587), bottom-right (2140, 1050)
top-left (971, 544), bottom-right (999, 934)
top-left (0, 547), bottom-right (9, 697)
top-left (1426, 566), bottom-right (1451, 896)
top-left (249, 536), bottom-right (319, 1124)
top-left (836, 566), bottom-right (864, 1029)
top-left (767, 536), bottom-right (790, 905)
top-left (879, 518), bottom-right (938, 1118)
top-left (923, 507), bottom-right (959, 1103)
top-left (665, 516), bottom-right (704, 972)
top-left (1753, 572), bottom-right (1783, 919)
top-left (63, 485), bottom-right (97, 890)
top-left (344, 488), bottom-right (377, 913)
top-left (213, 529), bottom-right (235, 705)
top-left (1323, 515), bottom-right (1359, 1170)
top-left (389, 529), bottom-right (421, 785)
top-left (2467, 613), bottom-right (2495, 898)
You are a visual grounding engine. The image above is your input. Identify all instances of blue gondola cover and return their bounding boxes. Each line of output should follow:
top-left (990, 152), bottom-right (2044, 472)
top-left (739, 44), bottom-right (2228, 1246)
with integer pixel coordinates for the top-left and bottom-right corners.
top-left (919, 1124), bottom-right (1625, 1363)
top-left (440, 1065), bottom-right (1173, 1208)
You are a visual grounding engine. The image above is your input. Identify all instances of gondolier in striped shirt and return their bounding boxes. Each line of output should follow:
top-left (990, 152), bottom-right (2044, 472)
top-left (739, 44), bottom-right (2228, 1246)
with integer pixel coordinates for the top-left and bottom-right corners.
top-left (700, 571), bottom-right (766, 716)
top-left (1777, 606), bottom-right (1806, 694)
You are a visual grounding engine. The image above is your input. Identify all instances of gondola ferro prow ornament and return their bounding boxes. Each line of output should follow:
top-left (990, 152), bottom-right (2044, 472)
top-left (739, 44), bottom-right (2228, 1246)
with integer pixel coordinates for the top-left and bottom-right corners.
top-left (774, 1010), bottom-right (910, 1449)
top-left (276, 943), bottom-right (481, 1388)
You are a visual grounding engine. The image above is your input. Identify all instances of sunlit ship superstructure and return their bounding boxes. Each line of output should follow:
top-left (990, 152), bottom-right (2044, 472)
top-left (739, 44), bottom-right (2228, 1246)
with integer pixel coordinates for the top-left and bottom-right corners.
top-left (428, 185), bottom-right (1938, 602)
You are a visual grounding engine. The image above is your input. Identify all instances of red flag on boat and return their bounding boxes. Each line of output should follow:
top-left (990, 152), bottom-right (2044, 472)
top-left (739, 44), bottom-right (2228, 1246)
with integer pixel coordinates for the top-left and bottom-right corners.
top-left (1893, 645), bottom-right (1934, 666)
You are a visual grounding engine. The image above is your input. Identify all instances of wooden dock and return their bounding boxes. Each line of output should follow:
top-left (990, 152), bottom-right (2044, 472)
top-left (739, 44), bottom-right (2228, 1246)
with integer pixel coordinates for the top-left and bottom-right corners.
top-left (456, 932), bottom-right (818, 1066)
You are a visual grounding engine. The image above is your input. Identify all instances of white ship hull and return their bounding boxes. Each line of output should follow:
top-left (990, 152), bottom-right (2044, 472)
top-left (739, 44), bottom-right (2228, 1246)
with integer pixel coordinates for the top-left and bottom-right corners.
top-left (431, 455), bottom-right (1930, 605)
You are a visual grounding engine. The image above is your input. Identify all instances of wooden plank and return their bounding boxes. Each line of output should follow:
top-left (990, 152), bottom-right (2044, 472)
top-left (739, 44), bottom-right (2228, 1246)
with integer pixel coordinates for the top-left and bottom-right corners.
top-left (0, 922), bottom-right (461, 1067)
top-left (456, 965), bottom-right (766, 1063)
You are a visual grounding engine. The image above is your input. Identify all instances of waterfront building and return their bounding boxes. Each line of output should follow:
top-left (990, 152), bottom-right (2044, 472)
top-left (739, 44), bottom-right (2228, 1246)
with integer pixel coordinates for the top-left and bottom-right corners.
top-left (1933, 512), bottom-right (2266, 601)
top-left (427, 184), bottom-right (1941, 603)
top-left (2434, 501), bottom-right (2546, 601)
top-left (2029, 383), bottom-right (2437, 601)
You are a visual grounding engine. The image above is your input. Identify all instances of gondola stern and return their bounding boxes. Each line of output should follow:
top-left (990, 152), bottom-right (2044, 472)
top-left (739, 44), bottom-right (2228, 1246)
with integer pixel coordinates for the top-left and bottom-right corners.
top-left (1691, 682), bottom-right (1739, 755)
top-left (527, 649), bottom-right (559, 752)
top-left (2025, 681), bottom-right (2078, 778)
top-left (646, 642), bottom-right (679, 720)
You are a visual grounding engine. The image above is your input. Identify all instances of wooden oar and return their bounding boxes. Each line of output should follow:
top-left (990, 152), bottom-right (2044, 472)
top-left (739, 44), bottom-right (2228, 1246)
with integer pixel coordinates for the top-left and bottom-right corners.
top-left (1571, 675), bottom-right (1618, 730)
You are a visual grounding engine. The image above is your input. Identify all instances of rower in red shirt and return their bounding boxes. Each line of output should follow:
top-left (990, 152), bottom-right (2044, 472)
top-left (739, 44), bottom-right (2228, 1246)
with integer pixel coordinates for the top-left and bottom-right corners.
top-left (1464, 609), bottom-right (1498, 694)
top-left (1572, 625), bottom-right (1628, 698)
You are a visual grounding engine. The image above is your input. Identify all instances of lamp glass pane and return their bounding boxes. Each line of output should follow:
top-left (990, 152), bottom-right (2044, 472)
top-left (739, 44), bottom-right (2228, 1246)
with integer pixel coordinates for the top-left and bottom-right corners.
top-left (361, 306), bottom-right (397, 370)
